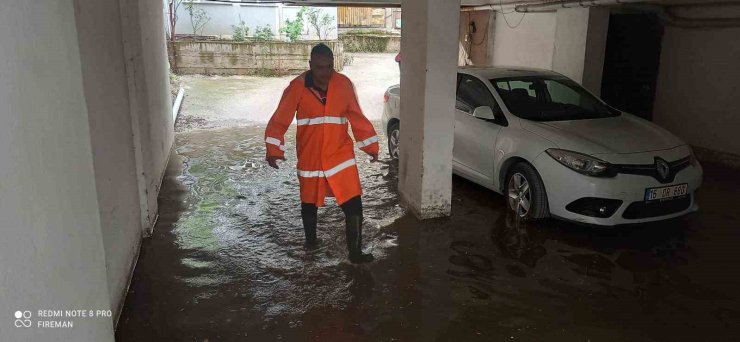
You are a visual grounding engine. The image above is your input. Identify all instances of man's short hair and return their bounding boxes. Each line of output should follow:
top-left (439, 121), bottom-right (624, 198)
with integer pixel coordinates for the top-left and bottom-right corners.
top-left (311, 43), bottom-right (333, 59)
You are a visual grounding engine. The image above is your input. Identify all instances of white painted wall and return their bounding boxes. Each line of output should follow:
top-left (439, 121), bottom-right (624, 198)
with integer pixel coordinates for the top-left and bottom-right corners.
top-left (72, 0), bottom-right (144, 323)
top-left (552, 7), bottom-right (609, 94)
top-left (490, 7), bottom-right (608, 95)
top-left (491, 11), bottom-right (556, 69)
top-left (174, 2), bottom-right (338, 40)
top-left (459, 10), bottom-right (496, 66)
top-left (654, 23), bottom-right (740, 156)
top-left (0, 1), bottom-right (114, 340)
top-left (176, 2), bottom-right (277, 37)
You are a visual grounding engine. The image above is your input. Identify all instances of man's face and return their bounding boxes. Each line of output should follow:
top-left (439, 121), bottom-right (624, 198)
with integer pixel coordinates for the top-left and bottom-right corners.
top-left (309, 54), bottom-right (334, 85)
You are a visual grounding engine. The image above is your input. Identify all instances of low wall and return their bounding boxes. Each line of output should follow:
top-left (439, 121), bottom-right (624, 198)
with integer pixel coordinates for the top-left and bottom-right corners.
top-left (339, 34), bottom-right (400, 53)
top-left (168, 40), bottom-right (344, 75)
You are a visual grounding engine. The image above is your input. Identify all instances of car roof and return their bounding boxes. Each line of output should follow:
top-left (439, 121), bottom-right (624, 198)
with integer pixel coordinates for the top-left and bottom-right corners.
top-left (459, 66), bottom-right (563, 79)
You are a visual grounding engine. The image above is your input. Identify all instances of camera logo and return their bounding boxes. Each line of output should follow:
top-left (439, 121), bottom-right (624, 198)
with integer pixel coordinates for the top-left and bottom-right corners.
top-left (14, 310), bottom-right (32, 328)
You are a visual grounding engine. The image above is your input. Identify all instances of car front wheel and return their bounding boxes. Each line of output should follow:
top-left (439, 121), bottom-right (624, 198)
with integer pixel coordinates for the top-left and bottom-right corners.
top-left (506, 162), bottom-right (549, 220)
top-left (388, 122), bottom-right (400, 160)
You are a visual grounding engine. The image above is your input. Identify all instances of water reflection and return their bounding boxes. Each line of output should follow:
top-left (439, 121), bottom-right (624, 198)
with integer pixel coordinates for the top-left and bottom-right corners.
top-left (117, 125), bottom-right (740, 341)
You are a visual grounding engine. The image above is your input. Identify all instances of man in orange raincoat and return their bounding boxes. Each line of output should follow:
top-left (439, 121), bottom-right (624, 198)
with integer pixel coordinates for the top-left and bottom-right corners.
top-left (264, 44), bottom-right (378, 263)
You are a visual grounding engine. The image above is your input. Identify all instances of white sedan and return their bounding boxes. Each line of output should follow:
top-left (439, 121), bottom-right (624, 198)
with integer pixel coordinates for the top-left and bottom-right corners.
top-left (381, 67), bottom-right (703, 226)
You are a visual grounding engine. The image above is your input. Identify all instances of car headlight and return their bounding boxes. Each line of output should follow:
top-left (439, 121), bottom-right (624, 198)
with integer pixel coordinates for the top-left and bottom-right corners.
top-left (546, 149), bottom-right (616, 177)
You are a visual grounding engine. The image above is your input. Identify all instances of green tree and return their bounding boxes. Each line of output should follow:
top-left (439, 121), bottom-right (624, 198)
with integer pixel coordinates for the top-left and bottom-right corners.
top-left (185, 2), bottom-right (211, 38)
top-left (305, 8), bottom-right (335, 40)
top-left (280, 7), bottom-right (306, 42)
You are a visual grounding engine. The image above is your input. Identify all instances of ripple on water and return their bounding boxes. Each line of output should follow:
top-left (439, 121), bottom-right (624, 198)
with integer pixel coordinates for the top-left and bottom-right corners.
top-left (170, 124), bottom-right (404, 318)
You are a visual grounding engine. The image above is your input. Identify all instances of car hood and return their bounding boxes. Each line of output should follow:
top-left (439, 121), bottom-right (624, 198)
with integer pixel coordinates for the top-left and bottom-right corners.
top-left (521, 113), bottom-right (685, 155)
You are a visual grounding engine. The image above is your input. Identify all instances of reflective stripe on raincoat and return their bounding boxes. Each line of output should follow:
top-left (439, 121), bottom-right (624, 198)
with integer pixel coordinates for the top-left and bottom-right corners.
top-left (264, 71), bottom-right (379, 207)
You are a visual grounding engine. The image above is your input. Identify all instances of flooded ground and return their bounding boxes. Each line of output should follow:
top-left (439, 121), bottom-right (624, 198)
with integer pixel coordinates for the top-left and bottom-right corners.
top-left (175, 53), bottom-right (398, 130)
top-left (116, 124), bottom-right (740, 341)
top-left (116, 54), bottom-right (740, 341)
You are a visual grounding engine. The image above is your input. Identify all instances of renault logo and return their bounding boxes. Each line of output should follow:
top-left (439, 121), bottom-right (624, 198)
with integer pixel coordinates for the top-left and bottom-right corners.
top-left (656, 157), bottom-right (670, 181)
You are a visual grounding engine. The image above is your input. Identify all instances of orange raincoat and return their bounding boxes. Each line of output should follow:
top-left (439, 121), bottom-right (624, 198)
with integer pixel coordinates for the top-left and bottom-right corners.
top-left (265, 71), bottom-right (379, 207)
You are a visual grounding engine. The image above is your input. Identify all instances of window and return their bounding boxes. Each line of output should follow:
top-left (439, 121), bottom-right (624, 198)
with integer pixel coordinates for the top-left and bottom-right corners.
top-left (456, 75), bottom-right (500, 116)
top-left (492, 76), bottom-right (619, 121)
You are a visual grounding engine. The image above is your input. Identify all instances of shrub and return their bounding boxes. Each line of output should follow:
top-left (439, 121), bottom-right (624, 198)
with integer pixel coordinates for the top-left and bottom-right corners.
top-left (254, 26), bottom-right (274, 42)
top-left (232, 15), bottom-right (249, 42)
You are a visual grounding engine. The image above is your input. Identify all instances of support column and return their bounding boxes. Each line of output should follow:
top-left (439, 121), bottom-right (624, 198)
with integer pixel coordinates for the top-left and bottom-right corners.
top-left (398, 0), bottom-right (461, 219)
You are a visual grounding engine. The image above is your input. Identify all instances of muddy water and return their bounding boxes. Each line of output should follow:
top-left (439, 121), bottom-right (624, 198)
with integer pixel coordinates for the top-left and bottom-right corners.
top-left (116, 125), bottom-right (740, 341)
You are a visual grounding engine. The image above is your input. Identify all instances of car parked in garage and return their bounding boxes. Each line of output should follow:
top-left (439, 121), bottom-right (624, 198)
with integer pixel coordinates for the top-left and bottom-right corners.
top-left (381, 67), bottom-right (703, 226)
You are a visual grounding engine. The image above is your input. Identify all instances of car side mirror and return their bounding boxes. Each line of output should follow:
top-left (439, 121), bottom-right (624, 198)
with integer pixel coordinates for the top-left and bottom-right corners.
top-left (472, 106), bottom-right (496, 120)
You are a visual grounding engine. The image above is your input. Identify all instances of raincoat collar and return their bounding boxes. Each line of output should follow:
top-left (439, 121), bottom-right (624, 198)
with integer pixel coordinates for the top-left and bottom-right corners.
top-left (304, 71), bottom-right (332, 105)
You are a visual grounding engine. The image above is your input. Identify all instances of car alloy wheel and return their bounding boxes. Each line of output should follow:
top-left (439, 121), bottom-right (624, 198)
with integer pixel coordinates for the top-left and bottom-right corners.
top-left (508, 172), bottom-right (531, 218)
top-left (388, 124), bottom-right (400, 160)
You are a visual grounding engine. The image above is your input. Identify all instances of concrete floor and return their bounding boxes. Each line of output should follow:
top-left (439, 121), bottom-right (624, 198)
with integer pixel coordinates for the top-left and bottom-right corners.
top-left (116, 54), bottom-right (740, 341)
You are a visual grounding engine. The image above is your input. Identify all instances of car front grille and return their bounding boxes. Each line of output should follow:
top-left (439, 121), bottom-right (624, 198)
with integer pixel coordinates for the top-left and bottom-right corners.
top-left (622, 194), bottom-right (692, 219)
top-left (614, 157), bottom-right (691, 184)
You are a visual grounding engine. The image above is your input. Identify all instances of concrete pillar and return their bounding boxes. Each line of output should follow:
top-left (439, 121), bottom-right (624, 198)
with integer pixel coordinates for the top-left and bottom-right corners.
top-left (0, 1), bottom-right (114, 340)
top-left (73, 0), bottom-right (145, 324)
top-left (552, 7), bottom-right (610, 95)
top-left (398, 0), bottom-right (461, 219)
top-left (119, 0), bottom-right (175, 236)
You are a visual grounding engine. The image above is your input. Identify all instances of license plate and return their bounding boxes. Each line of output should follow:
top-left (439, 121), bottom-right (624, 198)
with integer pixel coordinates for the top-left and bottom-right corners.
top-left (644, 183), bottom-right (688, 201)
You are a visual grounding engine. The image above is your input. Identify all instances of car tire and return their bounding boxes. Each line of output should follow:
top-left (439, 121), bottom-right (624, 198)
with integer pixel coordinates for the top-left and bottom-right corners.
top-left (388, 122), bottom-right (400, 160)
top-left (506, 162), bottom-right (549, 220)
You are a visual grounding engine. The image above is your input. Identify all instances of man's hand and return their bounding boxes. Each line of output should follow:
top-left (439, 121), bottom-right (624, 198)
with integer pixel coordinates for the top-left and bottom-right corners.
top-left (266, 156), bottom-right (286, 169)
top-left (369, 153), bottom-right (379, 163)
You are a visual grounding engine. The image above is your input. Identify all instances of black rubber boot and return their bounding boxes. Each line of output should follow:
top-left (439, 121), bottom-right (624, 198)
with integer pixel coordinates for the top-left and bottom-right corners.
top-left (302, 216), bottom-right (319, 248)
top-left (301, 204), bottom-right (320, 248)
top-left (345, 216), bottom-right (374, 263)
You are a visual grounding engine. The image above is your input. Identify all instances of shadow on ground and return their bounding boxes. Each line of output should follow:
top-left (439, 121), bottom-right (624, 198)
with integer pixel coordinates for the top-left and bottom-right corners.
top-left (116, 125), bottom-right (740, 341)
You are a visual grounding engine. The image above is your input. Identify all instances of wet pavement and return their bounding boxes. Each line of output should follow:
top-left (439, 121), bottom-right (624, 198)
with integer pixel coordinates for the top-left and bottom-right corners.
top-left (175, 53), bottom-right (398, 130)
top-left (117, 56), bottom-right (740, 341)
top-left (116, 122), bottom-right (740, 341)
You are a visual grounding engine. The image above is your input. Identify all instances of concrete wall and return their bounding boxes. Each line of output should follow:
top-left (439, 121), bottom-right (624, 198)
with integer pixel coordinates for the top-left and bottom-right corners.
top-left (489, 7), bottom-right (607, 95)
top-left (72, 0), bottom-right (143, 325)
top-left (552, 7), bottom-right (609, 95)
top-left (175, 2), bottom-right (338, 40)
top-left (459, 10), bottom-right (496, 66)
top-left (491, 11), bottom-right (556, 69)
top-left (169, 40), bottom-right (344, 75)
top-left (654, 21), bottom-right (740, 156)
top-left (0, 1), bottom-right (114, 340)
top-left (339, 34), bottom-right (400, 52)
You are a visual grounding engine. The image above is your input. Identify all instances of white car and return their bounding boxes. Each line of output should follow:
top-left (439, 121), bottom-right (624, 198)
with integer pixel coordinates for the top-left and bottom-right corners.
top-left (381, 67), bottom-right (703, 226)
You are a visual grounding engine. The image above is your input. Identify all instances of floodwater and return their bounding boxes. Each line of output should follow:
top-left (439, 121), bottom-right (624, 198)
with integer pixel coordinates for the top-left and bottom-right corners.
top-left (175, 53), bottom-right (398, 129)
top-left (117, 55), bottom-right (740, 341)
top-left (116, 123), bottom-right (740, 341)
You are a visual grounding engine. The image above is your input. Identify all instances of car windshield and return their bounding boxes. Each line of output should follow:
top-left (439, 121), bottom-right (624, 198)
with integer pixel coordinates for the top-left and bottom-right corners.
top-left (491, 76), bottom-right (620, 121)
